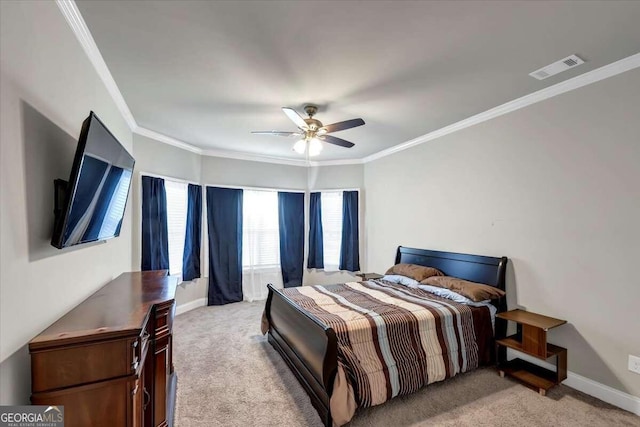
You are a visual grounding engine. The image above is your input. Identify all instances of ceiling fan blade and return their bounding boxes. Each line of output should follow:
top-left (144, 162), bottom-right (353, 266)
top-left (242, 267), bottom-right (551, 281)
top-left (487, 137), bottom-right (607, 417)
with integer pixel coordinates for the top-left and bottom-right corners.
top-left (282, 107), bottom-right (308, 130)
top-left (251, 131), bottom-right (301, 137)
top-left (319, 118), bottom-right (365, 134)
top-left (319, 135), bottom-right (355, 148)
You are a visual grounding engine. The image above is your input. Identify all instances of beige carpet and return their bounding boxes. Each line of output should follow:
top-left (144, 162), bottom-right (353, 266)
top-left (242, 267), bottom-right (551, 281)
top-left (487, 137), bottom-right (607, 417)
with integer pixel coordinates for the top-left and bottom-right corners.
top-left (173, 301), bottom-right (639, 427)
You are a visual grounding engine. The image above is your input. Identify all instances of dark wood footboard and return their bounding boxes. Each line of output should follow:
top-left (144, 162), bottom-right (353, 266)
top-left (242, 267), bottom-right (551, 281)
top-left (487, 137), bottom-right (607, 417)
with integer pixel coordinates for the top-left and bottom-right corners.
top-left (265, 284), bottom-right (338, 427)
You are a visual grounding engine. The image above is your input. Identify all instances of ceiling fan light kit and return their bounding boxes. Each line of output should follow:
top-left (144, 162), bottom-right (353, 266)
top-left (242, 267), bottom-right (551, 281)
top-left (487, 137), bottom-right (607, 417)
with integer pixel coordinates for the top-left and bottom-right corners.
top-left (293, 139), bottom-right (306, 154)
top-left (292, 136), bottom-right (323, 157)
top-left (252, 105), bottom-right (365, 157)
top-left (308, 138), bottom-right (323, 156)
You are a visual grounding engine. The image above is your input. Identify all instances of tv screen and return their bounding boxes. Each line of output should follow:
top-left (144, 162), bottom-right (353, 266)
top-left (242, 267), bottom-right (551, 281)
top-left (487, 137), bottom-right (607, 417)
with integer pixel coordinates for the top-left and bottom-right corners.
top-left (51, 112), bottom-right (135, 249)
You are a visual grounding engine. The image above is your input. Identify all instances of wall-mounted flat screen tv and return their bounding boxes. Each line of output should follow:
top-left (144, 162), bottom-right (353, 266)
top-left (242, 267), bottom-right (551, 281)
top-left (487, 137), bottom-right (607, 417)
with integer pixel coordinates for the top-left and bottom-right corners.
top-left (51, 111), bottom-right (135, 249)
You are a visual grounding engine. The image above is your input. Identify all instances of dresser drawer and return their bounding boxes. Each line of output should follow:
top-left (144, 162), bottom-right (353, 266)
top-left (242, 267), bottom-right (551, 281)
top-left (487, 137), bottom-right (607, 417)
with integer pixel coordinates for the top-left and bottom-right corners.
top-left (31, 375), bottom-right (134, 427)
top-left (31, 336), bottom-right (138, 393)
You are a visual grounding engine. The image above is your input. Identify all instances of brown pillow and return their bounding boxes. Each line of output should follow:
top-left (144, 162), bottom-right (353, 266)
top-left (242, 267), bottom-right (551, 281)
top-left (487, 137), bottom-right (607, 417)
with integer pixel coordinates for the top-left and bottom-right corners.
top-left (385, 263), bottom-right (444, 281)
top-left (421, 276), bottom-right (505, 302)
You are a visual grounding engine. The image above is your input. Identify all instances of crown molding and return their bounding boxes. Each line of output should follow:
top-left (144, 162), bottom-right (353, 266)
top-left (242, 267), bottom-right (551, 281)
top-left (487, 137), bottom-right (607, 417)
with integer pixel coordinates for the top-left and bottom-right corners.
top-left (200, 147), bottom-right (311, 167)
top-left (133, 126), bottom-right (203, 155)
top-left (56, 0), bottom-right (137, 130)
top-left (59, 0), bottom-right (639, 168)
top-left (363, 52), bottom-right (640, 163)
top-left (308, 158), bottom-right (364, 167)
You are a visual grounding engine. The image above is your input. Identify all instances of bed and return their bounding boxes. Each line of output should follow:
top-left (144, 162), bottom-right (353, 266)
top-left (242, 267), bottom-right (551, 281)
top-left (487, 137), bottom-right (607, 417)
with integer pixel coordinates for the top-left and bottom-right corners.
top-left (263, 246), bottom-right (508, 426)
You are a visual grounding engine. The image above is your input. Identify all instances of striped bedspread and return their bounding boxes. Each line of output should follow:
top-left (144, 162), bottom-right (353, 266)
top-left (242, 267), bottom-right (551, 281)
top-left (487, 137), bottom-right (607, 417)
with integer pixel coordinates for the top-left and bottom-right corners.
top-left (276, 280), bottom-right (492, 424)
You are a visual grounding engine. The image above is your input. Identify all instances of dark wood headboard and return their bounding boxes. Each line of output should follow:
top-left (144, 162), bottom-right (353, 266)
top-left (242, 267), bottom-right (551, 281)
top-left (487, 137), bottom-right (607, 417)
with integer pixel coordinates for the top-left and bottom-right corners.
top-left (395, 246), bottom-right (509, 338)
top-left (395, 246), bottom-right (508, 292)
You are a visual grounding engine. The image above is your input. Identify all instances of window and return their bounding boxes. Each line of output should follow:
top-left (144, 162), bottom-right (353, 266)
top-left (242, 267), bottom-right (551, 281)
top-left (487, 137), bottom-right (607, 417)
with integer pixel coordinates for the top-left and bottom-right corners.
top-left (321, 191), bottom-right (343, 270)
top-left (309, 190), bottom-right (359, 272)
top-left (242, 189), bottom-right (283, 302)
top-left (242, 189), bottom-right (280, 268)
top-left (164, 180), bottom-right (188, 277)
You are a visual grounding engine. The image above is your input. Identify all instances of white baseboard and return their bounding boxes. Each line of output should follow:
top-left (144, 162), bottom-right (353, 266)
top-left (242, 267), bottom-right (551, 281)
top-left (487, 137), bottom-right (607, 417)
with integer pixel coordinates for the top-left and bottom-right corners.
top-left (175, 298), bottom-right (207, 316)
top-left (508, 349), bottom-right (640, 416)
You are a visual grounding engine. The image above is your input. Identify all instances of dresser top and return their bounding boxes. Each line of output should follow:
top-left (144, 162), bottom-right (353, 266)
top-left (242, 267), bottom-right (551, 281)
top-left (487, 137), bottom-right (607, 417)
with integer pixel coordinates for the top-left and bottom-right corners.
top-left (29, 271), bottom-right (177, 349)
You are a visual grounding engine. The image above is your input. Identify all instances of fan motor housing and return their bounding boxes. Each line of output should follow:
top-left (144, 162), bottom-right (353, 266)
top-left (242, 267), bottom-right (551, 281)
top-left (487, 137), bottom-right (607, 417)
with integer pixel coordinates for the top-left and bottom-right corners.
top-left (304, 118), bottom-right (323, 131)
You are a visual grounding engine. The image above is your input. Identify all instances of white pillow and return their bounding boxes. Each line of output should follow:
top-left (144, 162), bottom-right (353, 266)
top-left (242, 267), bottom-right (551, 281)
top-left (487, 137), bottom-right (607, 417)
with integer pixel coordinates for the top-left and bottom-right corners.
top-left (382, 274), bottom-right (420, 288)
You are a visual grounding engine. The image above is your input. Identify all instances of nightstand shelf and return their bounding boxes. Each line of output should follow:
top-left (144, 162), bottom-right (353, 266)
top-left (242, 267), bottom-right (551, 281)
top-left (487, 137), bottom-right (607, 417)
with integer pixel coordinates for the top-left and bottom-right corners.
top-left (496, 309), bottom-right (567, 396)
top-left (498, 358), bottom-right (558, 391)
top-left (496, 336), bottom-right (565, 359)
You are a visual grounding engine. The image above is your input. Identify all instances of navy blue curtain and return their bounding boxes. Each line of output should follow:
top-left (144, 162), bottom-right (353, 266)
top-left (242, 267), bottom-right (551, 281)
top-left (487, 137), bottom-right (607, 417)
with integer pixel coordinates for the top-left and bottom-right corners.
top-left (278, 192), bottom-right (304, 287)
top-left (141, 176), bottom-right (169, 271)
top-left (182, 184), bottom-right (202, 282)
top-left (307, 192), bottom-right (324, 269)
top-left (339, 191), bottom-right (360, 272)
top-left (206, 187), bottom-right (243, 305)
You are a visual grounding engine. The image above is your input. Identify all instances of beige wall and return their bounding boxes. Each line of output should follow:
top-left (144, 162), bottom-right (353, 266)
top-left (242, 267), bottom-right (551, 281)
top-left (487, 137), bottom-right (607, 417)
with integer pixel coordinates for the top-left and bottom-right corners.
top-left (307, 164), bottom-right (364, 191)
top-left (200, 156), bottom-right (308, 190)
top-left (364, 69), bottom-right (640, 397)
top-left (0, 1), bottom-right (133, 404)
top-left (134, 135), bottom-right (202, 183)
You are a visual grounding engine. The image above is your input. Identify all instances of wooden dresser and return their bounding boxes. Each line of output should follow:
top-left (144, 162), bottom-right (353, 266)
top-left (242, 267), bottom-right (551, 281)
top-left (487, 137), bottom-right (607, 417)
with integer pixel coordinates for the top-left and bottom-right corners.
top-left (29, 271), bottom-right (178, 427)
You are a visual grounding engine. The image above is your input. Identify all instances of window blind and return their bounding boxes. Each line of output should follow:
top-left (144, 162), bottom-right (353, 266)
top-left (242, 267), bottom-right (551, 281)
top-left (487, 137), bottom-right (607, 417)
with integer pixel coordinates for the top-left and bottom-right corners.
top-left (321, 191), bottom-right (343, 270)
top-left (242, 189), bottom-right (281, 268)
top-left (164, 180), bottom-right (188, 277)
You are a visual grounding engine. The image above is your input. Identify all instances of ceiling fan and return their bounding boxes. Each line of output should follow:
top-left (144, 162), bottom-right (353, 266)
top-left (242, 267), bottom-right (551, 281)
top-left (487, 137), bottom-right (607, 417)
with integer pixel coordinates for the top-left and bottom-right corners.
top-left (251, 105), bottom-right (365, 156)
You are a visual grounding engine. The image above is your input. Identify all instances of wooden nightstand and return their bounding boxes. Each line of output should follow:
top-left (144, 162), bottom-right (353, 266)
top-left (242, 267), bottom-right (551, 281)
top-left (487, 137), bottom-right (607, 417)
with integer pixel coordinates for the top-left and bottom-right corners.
top-left (495, 309), bottom-right (567, 396)
top-left (356, 273), bottom-right (383, 280)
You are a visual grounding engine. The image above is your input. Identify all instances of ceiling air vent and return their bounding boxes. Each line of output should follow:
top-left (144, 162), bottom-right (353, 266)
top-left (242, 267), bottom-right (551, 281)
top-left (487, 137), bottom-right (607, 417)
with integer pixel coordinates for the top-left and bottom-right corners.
top-left (529, 54), bottom-right (585, 80)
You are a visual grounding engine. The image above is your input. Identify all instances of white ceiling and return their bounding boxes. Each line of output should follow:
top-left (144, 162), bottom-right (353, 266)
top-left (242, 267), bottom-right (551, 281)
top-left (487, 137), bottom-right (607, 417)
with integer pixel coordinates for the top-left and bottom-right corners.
top-left (76, 1), bottom-right (640, 162)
